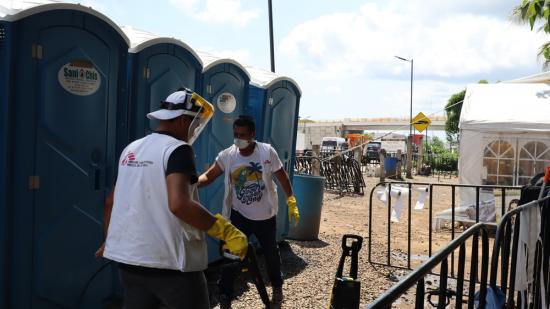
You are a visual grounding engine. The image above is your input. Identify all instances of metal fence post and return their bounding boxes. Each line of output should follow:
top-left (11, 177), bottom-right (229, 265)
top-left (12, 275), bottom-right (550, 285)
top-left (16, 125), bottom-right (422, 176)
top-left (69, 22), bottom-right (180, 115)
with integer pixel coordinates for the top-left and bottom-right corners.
top-left (379, 149), bottom-right (386, 183)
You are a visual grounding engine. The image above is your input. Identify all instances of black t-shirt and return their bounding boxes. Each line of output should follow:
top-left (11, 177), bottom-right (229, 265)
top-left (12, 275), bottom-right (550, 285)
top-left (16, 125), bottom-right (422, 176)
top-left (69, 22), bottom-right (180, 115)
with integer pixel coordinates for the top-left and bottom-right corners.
top-left (166, 144), bottom-right (198, 184)
top-left (156, 132), bottom-right (198, 184)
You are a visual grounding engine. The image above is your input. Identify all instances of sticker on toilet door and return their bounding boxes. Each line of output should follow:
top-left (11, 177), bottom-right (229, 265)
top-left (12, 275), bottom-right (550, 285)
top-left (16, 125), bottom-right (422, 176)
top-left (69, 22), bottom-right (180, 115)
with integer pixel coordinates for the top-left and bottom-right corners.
top-left (217, 92), bottom-right (237, 114)
top-left (58, 60), bottom-right (101, 96)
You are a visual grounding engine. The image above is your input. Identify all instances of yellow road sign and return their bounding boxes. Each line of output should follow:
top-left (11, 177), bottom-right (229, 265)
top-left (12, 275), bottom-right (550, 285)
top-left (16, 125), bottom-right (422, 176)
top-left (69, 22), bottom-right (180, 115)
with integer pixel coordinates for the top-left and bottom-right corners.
top-left (412, 112), bottom-right (431, 132)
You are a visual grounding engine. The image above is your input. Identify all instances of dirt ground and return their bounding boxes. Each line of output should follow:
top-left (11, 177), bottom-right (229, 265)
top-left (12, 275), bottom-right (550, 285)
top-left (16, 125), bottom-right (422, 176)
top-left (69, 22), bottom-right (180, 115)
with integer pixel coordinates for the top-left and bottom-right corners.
top-left (206, 173), bottom-right (516, 308)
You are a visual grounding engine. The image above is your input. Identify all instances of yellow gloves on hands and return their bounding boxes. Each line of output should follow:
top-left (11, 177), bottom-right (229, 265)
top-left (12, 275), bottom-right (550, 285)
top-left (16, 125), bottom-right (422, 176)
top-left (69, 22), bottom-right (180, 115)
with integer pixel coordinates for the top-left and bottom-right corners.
top-left (207, 214), bottom-right (248, 260)
top-left (287, 196), bottom-right (300, 226)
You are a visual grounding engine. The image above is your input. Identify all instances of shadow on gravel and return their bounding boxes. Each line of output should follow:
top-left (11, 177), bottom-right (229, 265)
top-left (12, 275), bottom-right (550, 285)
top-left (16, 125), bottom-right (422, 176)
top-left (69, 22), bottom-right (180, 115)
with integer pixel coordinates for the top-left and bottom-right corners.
top-left (288, 238), bottom-right (330, 249)
top-left (206, 240), bottom-right (307, 308)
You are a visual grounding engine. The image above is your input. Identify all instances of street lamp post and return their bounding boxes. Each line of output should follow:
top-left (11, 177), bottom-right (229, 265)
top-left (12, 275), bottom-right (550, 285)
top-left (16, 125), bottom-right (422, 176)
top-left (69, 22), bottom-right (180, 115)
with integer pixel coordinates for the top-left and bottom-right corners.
top-left (394, 56), bottom-right (413, 136)
top-left (395, 56), bottom-right (414, 178)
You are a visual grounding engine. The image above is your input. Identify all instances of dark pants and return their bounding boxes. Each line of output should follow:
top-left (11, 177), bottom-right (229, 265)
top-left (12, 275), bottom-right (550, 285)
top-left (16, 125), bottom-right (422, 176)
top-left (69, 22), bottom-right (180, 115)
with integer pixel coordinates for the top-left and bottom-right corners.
top-left (118, 263), bottom-right (209, 309)
top-left (219, 210), bottom-right (283, 296)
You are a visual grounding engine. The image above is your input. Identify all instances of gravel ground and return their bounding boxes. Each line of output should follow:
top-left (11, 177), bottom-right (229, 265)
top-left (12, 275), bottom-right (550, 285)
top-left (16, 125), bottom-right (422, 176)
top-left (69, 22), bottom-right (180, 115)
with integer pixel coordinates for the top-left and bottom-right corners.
top-left (205, 174), bottom-right (461, 308)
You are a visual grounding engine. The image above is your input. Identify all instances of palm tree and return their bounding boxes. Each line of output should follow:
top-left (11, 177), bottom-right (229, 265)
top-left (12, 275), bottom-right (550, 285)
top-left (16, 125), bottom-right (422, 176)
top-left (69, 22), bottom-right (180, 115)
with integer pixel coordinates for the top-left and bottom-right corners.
top-left (248, 162), bottom-right (264, 188)
top-left (512, 0), bottom-right (550, 68)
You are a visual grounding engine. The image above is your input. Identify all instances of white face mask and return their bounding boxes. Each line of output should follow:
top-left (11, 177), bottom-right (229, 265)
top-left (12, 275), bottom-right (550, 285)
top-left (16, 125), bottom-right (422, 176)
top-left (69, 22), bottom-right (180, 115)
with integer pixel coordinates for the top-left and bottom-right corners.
top-left (234, 138), bottom-right (251, 149)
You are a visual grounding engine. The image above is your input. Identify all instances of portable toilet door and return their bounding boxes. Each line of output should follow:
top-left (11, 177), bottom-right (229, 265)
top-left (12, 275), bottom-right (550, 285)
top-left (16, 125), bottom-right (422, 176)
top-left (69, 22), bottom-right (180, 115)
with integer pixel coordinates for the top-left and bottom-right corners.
top-left (195, 51), bottom-right (250, 262)
top-left (263, 79), bottom-right (301, 241)
top-left (0, 16), bottom-right (12, 308)
top-left (0, 2), bottom-right (129, 308)
top-left (123, 26), bottom-right (202, 141)
top-left (247, 66), bottom-right (302, 241)
top-left (263, 79), bottom-right (301, 177)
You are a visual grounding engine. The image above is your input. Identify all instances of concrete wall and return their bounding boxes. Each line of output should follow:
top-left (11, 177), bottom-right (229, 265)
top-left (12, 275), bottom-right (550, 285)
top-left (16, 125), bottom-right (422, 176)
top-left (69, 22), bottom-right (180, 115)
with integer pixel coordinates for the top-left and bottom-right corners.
top-left (297, 123), bottom-right (343, 148)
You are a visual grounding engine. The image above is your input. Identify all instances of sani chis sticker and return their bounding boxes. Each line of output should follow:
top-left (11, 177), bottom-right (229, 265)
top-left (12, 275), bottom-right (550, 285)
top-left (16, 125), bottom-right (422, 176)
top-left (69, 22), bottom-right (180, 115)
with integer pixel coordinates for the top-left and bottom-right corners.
top-left (58, 61), bottom-right (101, 96)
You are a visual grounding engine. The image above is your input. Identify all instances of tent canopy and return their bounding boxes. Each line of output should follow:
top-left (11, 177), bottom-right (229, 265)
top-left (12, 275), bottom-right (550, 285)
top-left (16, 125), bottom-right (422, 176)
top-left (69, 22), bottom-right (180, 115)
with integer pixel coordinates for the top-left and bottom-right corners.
top-left (459, 82), bottom-right (550, 201)
top-left (460, 83), bottom-right (550, 133)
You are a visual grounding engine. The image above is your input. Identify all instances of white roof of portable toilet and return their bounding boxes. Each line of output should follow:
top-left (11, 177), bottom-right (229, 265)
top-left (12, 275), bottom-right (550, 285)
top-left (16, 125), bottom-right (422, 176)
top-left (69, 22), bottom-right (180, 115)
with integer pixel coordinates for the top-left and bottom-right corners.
top-left (195, 50), bottom-right (250, 79)
top-left (121, 25), bottom-right (201, 65)
top-left (459, 83), bottom-right (550, 133)
top-left (0, 0), bottom-right (129, 45)
top-left (245, 65), bottom-right (302, 94)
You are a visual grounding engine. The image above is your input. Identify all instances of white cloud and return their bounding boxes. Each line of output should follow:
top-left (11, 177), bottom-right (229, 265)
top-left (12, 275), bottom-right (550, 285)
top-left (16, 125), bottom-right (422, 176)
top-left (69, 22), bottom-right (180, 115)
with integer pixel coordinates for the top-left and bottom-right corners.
top-left (169, 0), bottom-right (260, 27)
top-left (279, 2), bottom-right (546, 80)
top-left (208, 48), bottom-right (252, 64)
top-left (325, 86), bottom-right (342, 95)
top-left (296, 77), bottom-right (465, 121)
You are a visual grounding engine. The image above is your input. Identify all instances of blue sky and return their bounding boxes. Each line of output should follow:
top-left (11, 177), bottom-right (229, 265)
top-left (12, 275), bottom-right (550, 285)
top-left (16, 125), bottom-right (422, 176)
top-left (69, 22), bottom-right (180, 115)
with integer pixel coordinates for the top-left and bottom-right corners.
top-left (73, 0), bottom-right (547, 120)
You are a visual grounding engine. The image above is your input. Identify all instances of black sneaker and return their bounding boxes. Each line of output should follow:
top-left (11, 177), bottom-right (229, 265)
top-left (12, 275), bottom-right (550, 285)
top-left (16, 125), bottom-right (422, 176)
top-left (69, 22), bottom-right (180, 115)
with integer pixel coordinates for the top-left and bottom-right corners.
top-left (219, 294), bottom-right (232, 309)
top-left (272, 286), bottom-right (283, 304)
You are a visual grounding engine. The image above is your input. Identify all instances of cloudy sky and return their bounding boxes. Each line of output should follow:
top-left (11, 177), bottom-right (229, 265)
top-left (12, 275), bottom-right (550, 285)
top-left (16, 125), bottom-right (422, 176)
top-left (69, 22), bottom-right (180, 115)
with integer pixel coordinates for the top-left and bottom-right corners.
top-left (70, 0), bottom-right (547, 120)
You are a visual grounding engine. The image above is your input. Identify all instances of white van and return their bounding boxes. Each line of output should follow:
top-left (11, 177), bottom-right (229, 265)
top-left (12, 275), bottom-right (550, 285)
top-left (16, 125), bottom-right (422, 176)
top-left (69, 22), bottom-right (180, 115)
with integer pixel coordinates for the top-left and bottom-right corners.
top-left (321, 137), bottom-right (348, 152)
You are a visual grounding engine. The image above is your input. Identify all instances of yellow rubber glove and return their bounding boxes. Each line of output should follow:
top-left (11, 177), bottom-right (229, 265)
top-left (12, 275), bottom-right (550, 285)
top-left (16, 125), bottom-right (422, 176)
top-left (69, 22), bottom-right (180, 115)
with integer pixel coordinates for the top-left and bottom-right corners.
top-left (207, 214), bottom-right (248, 260)
top-left (287, 196), bottom-right (300, 226)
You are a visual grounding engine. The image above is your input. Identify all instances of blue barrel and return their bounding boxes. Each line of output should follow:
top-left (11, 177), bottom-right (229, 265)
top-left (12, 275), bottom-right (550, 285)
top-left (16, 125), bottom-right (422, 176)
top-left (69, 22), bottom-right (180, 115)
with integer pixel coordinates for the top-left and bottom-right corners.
top-left (385, 157), bottom-right (398, 175)
top-left (288, 175), bottom-right (325, 240)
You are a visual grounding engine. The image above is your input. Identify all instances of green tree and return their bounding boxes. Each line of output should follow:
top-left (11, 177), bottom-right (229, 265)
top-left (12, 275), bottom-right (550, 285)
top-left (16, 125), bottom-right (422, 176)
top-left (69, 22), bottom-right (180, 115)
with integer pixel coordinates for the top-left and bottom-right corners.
top-left (512, 0), bottom-right (550, 67)
top-left (445, 90), bottom-right (465, 144)
top-left (424, 136), bottom-right (446, 154)
top-left (444, 80), bottom-right (488, 144)
top-left (422, 137), bottom-right (458, 172)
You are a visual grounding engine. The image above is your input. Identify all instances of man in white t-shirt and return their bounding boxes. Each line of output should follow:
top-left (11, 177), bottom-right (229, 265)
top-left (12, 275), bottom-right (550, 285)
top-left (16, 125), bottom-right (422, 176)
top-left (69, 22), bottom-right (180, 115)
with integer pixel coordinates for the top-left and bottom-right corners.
top-left (95, 89), bottom-right (248, 309)
top-left (199, 115), bottom-right (300, 307)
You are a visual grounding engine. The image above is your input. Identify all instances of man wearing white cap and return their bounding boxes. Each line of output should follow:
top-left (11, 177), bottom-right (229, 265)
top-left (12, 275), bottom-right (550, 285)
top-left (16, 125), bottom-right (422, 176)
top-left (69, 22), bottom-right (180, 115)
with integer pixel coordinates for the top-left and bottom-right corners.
top-left (96, 89), bottom-right (248, 309)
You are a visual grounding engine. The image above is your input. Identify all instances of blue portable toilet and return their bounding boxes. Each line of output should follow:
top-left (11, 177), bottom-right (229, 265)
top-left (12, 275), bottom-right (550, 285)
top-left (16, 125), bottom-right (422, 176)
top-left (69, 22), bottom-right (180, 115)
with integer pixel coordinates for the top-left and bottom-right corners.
top-left (0, 2), bottom-right (129, 308)
top-left (246, 66), bottom-right (302, 241)
top-left (123, 26), bottom-right (202, 142)
top-left (0, 8), bottom-right (10, 308)
top-left (194, 50), bottom-right (251, 262)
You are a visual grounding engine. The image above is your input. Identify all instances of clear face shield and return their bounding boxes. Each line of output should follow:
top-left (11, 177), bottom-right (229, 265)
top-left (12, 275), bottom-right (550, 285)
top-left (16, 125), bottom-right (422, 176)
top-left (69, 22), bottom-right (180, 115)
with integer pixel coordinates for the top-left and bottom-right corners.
top-left (186, 92), bottom-right (214, 145)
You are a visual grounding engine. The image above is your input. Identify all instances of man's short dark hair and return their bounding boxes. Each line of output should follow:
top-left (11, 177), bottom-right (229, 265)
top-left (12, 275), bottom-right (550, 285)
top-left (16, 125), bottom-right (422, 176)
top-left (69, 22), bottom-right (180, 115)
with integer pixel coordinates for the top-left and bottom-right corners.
top-left (233, 115), bottom-right (255, 132)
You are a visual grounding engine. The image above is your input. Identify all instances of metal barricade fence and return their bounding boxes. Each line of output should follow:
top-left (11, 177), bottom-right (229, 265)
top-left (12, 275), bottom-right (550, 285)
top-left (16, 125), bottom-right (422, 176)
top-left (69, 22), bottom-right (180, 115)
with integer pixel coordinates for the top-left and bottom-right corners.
top-left (367, 223), bottom-right (491, 309)
top-left (368, 181), bottom-right (521, 271)
top-left (295, 155), bottom-right (365, 195)
top-left (489, 190), bottom-right (550, 308)
top-left (367, 189), bottom-right (550, 308)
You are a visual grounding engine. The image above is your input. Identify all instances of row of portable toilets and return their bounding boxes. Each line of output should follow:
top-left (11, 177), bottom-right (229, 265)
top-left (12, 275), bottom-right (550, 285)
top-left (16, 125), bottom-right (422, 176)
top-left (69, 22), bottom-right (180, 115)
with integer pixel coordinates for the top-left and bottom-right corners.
top-left (0, 2), bottom-right (301, 308)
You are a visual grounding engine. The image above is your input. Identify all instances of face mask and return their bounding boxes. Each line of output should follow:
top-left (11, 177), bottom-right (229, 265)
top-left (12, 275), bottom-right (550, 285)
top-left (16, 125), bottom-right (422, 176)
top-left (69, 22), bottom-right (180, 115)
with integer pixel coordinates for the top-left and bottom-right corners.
top-left (234, 138), bottom-right (251, 149)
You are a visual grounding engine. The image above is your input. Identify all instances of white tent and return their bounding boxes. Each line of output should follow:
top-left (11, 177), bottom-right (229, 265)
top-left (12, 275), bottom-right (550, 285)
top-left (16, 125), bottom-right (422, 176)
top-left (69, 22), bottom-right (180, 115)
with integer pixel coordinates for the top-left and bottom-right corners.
top-left (458, 83), bottom-right (550, 205)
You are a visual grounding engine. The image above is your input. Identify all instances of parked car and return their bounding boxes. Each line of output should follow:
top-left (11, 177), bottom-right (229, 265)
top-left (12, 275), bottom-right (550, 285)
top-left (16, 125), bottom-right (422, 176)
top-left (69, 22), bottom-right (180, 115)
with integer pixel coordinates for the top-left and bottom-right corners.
top-left (363, 141), bottom-right (382, 163)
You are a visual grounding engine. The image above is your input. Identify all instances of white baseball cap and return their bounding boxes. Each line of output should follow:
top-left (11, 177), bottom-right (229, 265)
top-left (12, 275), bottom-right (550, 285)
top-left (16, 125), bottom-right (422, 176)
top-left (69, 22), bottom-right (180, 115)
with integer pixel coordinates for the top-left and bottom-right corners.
top-left (147, 89), bottom-right (201, 120)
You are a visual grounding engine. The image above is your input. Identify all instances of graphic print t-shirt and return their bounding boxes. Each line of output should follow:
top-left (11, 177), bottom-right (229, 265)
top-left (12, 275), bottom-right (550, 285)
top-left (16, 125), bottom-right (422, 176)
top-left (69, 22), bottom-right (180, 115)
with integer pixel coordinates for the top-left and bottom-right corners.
top-left (219, 145), bottom-right (282, 220)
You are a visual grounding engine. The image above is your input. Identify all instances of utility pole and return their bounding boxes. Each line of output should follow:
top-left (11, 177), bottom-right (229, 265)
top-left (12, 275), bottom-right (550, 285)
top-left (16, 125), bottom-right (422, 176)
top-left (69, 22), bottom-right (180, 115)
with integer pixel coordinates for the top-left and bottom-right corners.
top-left (268, 0), bottom-right (275, 72)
